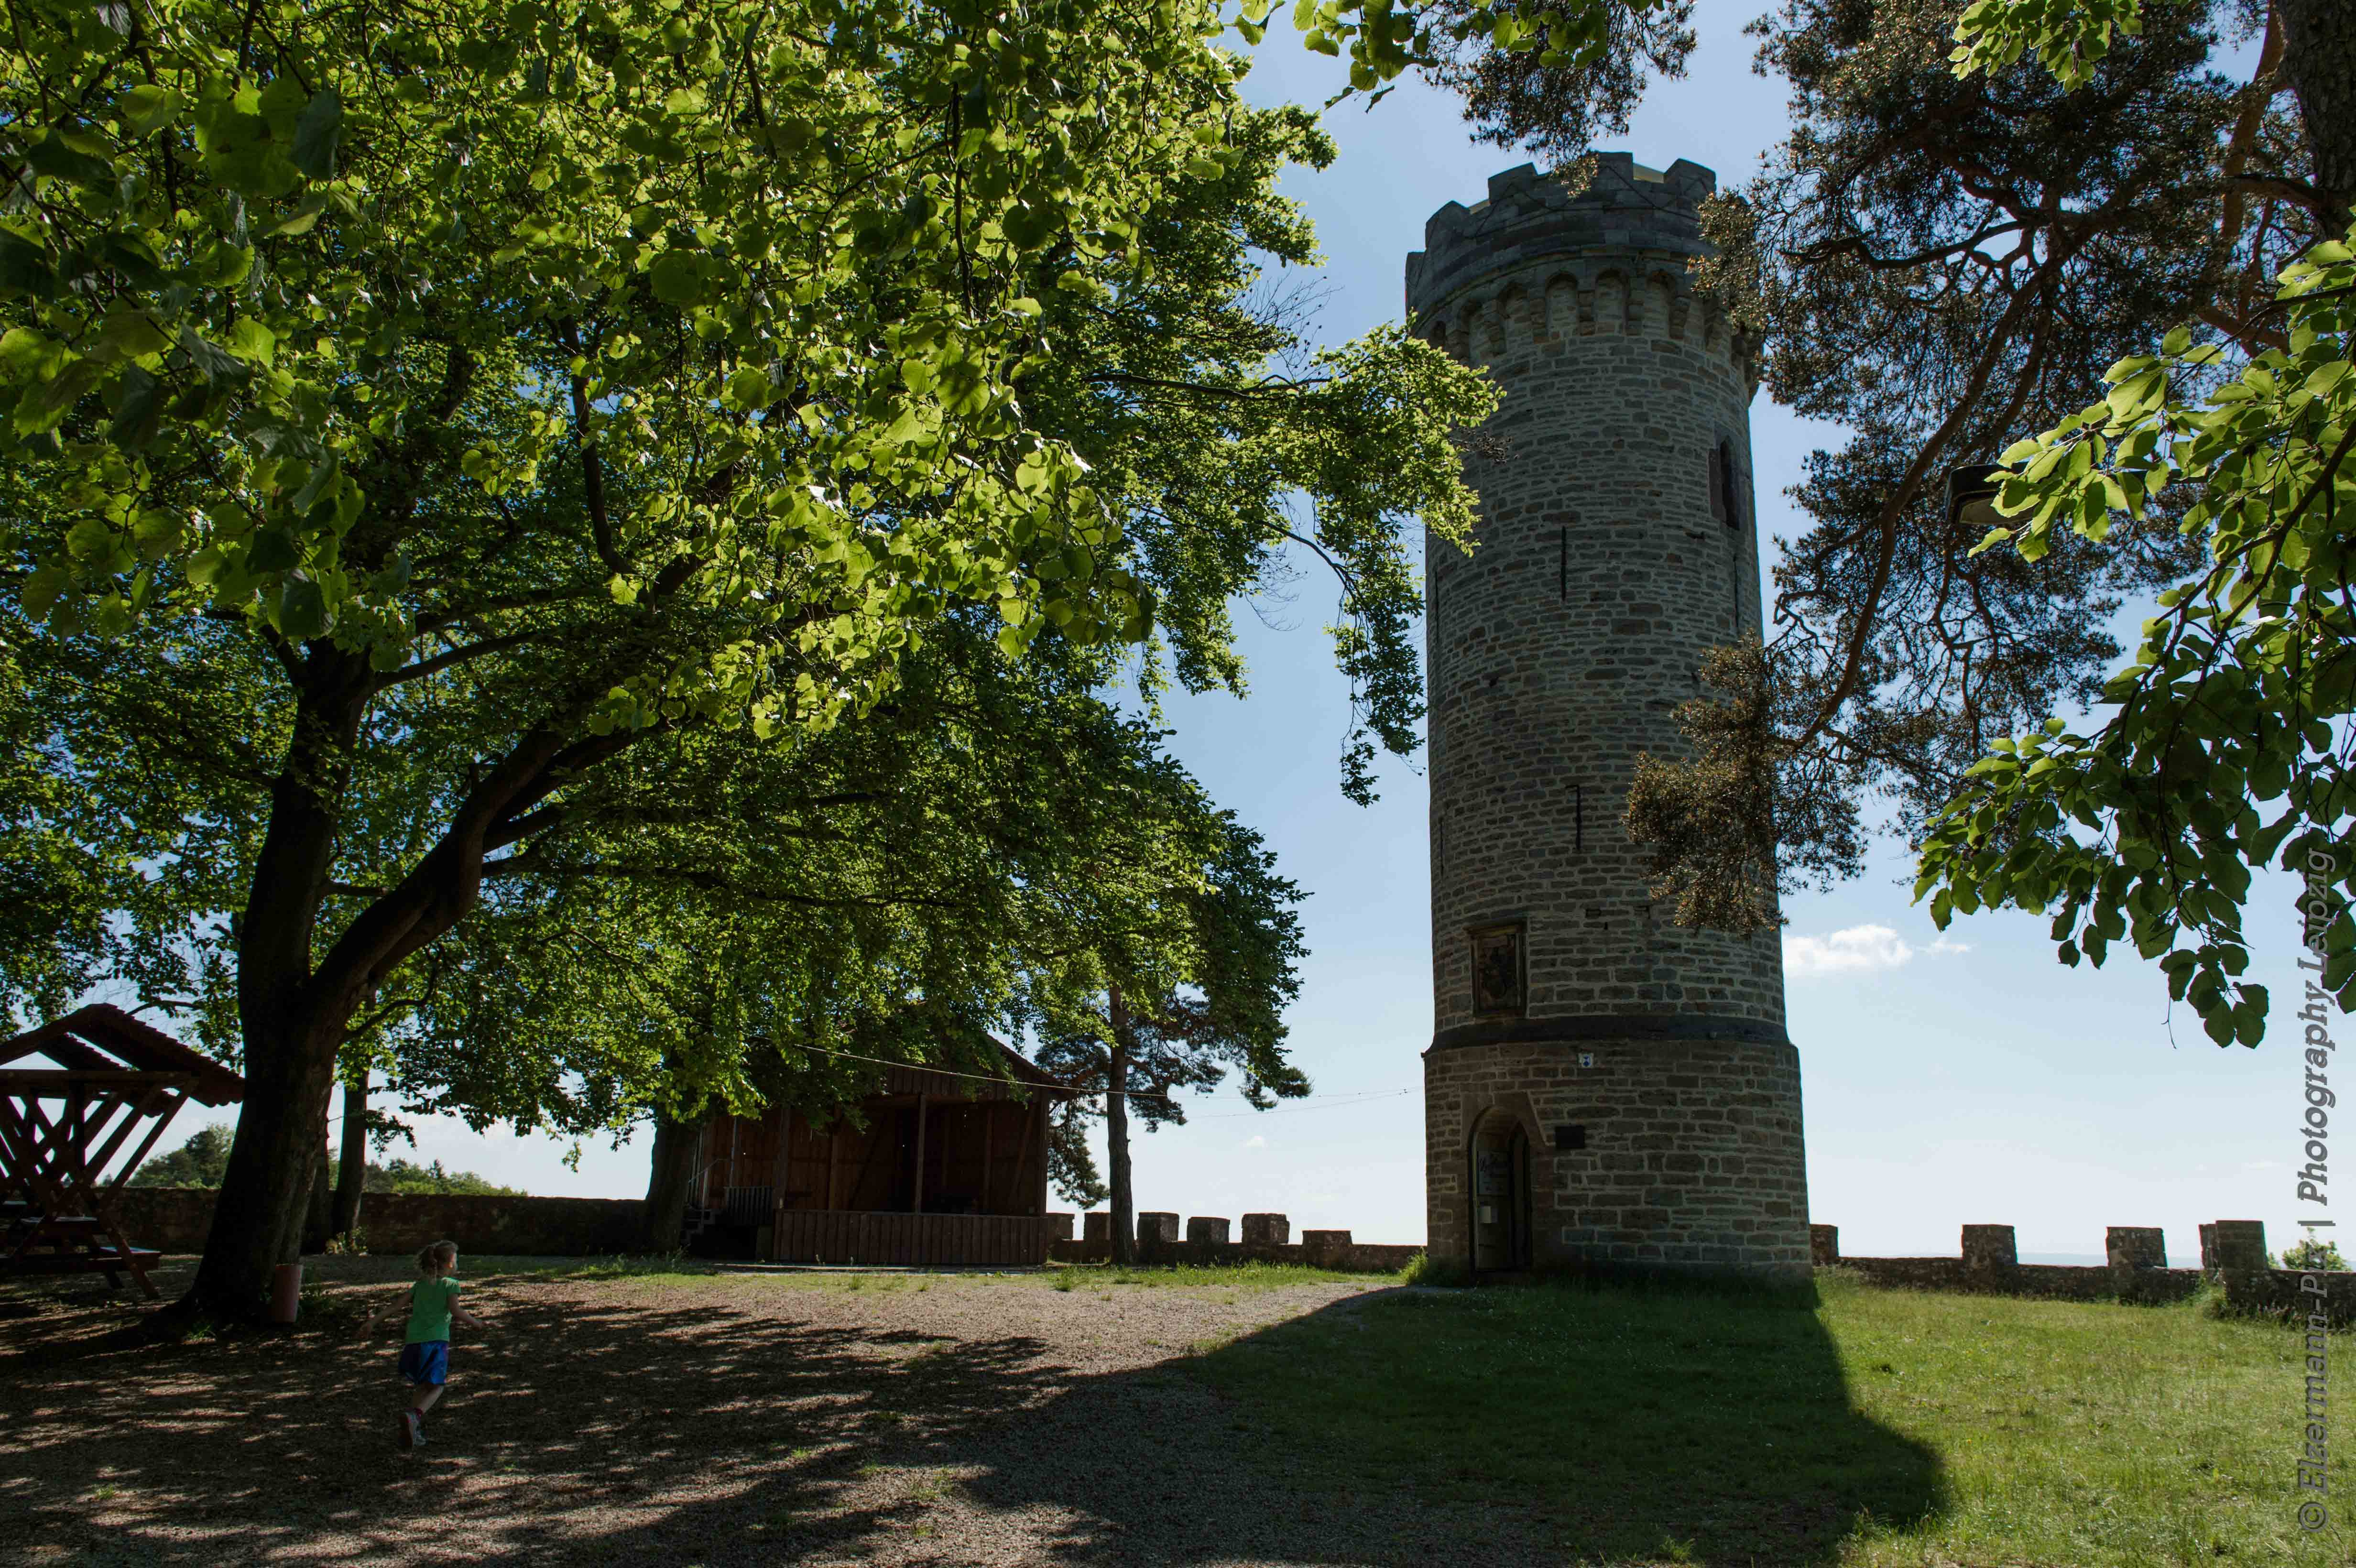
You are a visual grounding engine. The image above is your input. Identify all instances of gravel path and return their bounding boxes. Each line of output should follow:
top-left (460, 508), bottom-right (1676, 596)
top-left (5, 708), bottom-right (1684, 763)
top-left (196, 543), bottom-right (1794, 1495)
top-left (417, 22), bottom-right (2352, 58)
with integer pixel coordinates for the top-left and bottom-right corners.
top-left (1, 1259), bottom-right (1555, 1566)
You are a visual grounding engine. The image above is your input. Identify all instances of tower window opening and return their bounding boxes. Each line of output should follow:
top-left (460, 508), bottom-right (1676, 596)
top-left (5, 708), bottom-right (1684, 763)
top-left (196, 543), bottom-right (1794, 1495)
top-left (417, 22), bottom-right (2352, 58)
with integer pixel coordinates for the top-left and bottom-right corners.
top-left (1711, 440), bottom-right (1744, 530)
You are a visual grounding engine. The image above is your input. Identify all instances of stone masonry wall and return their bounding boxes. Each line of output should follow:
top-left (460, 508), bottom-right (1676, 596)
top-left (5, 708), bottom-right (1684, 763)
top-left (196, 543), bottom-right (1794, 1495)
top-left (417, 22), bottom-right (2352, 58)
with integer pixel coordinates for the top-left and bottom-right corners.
top-left (1425, 1037), bottom-right (1808, 1274)
top-left (1408, 157), bottom-right (1807, 1277)
top-left (1412, 157), bottom-right (1786, 1040)
top-left (110, 1187), bottom-right (646, 1256)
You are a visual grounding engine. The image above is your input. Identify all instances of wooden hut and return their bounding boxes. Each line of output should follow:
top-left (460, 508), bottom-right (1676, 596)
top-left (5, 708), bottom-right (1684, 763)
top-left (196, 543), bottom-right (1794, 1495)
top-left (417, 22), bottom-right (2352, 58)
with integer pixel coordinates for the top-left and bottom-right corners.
top-left (686, 1042), bottom-right (1073, 1268)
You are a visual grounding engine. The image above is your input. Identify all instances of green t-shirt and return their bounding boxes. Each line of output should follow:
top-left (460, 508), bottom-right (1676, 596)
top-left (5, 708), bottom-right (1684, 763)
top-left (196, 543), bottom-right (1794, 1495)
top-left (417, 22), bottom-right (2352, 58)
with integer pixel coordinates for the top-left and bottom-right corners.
top-left (405, 1275), bottom-right (461, 1344)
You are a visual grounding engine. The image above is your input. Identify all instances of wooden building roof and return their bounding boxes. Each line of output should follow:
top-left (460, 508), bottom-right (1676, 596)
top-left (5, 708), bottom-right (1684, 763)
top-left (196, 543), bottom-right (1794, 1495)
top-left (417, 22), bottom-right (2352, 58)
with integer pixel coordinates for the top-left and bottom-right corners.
top-left (861, 1038), bottom-right (1079, 1103)
top-left (0, 1004), bottom-right (246, 1107)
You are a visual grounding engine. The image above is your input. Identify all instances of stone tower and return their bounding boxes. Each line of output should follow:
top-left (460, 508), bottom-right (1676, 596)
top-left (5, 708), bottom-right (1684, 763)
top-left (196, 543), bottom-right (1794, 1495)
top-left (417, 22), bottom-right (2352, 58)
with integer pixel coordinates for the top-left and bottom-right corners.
top-left (1407, 156), bottom-right (1808, 1279)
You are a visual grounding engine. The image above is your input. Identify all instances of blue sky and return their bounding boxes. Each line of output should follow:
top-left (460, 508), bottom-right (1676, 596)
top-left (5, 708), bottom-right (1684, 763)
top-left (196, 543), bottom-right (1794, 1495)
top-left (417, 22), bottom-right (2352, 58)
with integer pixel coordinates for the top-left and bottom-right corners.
top-left (167, 2), bottom-right (2313, 1269)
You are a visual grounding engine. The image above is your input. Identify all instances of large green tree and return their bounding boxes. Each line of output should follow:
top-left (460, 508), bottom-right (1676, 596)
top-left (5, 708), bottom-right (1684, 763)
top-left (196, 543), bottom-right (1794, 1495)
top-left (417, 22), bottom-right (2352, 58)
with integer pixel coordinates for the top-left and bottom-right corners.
top-left (349, 619), bottom-right (1303, 1249)
top-left (0, 0), bottom-right (1493, 1318)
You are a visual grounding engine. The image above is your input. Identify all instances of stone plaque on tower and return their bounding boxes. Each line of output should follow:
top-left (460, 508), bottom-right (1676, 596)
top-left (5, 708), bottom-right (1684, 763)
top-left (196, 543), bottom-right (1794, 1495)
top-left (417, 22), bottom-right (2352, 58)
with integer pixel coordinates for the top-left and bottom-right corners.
top-left (1408, 155), bottom-right (1810, 1280)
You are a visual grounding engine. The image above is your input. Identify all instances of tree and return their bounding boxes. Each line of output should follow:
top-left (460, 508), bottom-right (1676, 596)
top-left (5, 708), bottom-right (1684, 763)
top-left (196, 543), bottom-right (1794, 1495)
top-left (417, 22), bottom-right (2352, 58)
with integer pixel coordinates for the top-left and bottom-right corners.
top-left (0, 0), bottom-right (1491, 1319)
top-left (1027, 787), bottom-right (1308, 1264)
top-left (363, 1158), bottom-right (520, 1195)
top-left (1425, 0), bottom-right (2355, 1038)
top-left (367, 618), bottom-right (1295, 1249)
top-left (2279, 1235), bottom-right (2347, 1269)
top-left (128, 1123), bottom-right (234, 1187)
top-left (1913, 229), bottom-right (2356, 1041)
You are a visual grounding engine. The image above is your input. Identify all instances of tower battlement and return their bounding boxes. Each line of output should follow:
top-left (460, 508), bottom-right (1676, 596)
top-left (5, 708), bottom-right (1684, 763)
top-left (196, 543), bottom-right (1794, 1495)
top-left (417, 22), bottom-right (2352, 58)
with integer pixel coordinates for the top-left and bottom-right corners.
top-left (1406, 154), bottom-right (1716, 317)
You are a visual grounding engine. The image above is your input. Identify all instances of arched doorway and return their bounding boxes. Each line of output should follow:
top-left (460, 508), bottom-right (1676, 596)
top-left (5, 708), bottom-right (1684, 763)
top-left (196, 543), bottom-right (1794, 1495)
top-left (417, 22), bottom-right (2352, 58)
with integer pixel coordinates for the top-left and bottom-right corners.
top-left (1468, 1110), bottom-right (1532, 1272)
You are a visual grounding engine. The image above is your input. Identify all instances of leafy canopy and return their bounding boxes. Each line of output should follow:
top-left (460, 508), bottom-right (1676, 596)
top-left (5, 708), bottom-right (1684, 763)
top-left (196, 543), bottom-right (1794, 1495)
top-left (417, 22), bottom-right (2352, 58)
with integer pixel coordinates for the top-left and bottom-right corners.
top-left (1918, 230), bottom-right (2356, 1045)
top-left (0, 0), bottom-right (1498, 1043)
top-left (5, 0), bottom-right (1279, 714)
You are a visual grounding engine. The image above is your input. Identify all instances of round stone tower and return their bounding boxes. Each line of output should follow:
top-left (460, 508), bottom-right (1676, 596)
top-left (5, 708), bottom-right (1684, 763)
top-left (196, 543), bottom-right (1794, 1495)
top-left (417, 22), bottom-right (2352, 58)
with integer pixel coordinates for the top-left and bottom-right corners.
top-left (1407, 155), bottom-right (1808, 1280)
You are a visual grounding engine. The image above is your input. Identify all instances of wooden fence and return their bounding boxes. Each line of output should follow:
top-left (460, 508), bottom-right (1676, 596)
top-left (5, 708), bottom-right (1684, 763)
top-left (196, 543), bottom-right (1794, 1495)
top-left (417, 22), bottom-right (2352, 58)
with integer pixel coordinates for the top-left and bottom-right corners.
top-left (768, 1208), bottom-right (1055, 1267)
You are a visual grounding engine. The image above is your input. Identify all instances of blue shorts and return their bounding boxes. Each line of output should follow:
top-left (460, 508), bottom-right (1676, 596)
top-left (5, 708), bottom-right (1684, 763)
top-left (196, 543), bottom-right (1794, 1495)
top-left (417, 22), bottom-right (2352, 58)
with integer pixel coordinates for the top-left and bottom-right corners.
top-left (397, 1340), bottom-right (449, 1386)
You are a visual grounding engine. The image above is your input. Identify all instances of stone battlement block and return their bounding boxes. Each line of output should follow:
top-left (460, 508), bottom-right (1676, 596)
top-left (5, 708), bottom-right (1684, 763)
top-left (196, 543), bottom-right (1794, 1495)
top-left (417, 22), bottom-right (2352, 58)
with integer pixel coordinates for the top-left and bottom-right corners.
top-left (1961, 1225), bottom-right (2018, 1270)
top-left (1302, 1229), bottom-right (1353, 1262)
top-left (1186, 1216), bottom-right (1230, 1245)
top-left (1810, 1224), bottom-right (1839, 1265)
top-left (1137, 1211), bottom-right (1179, 1244)
top-left (2205, 1219), bottom-right (2268, 1272)
top-left (1241, 1213), bottom-right (1289, 1246)
top-left (2106, 1226), bottom-right (2165, 1270)
top-left (1083, 1212), bottom-right (1110, 1243)
top-left (1045, 1212), bottom-right (1075, 1242)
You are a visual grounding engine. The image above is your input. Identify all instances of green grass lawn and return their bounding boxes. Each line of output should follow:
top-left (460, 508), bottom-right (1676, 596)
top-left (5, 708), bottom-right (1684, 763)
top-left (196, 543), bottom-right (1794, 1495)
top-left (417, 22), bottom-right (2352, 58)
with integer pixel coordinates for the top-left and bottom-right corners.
top-left (1187, 1268), bottom-right (2356, 1567)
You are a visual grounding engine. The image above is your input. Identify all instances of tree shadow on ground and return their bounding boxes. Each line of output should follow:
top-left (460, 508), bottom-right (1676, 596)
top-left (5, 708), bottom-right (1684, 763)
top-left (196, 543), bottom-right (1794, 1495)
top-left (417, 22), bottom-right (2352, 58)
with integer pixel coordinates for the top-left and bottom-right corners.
top-left (0, 1264), bottom-right (1944, 1566)
top-left (853, 1279), bottom-right (1951, 1566)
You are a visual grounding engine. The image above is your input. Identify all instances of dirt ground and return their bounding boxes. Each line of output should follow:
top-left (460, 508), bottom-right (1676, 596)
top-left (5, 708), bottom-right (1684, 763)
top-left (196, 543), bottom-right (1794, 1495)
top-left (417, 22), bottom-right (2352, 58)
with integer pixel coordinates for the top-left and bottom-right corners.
top-left (0, 1257), bottom-right (1551, 1567)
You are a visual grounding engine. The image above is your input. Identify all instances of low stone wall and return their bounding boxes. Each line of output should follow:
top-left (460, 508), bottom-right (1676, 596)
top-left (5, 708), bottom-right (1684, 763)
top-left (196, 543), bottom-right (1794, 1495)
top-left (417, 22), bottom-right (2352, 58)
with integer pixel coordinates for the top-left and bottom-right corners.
top-left (1818, 1219), bottom-right (2356, 1323)
top-left (1047, 1230), bottom-right (1422, 1274)
top-left (108, 1188), bottom-right (646, 1257)
top-left (111, 1187), bottom-right (218, 1251)
top-left (1831, 1255), bottom-right (2208, 1306)
top-left (2218, 1268), bottom-right (2356, 1327)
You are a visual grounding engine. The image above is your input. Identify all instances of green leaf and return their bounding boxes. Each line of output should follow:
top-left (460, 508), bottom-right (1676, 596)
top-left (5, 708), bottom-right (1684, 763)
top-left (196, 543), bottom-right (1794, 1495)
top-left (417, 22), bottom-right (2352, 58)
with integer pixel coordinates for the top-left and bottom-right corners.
top-left (291, 89), bottom-right (342, 180)
top-left (0, 327), bottom-right (69, 381)
top-left (206, 134), bottom-right (302, 201)
top-left (14, 359), bottom-right (101, 432)
top-left (90, 310), bottom-right (170, 361)
top-left (0, 229), bottom-right (56, 299)
top-left (193, 241), bottom-right (256, 289)
top-left (21, 565), bottom-right (67, 618)
top-left (26, 130), bottom-right (116, 191)
top-left (648, 249), bottom-right (717, 306)
top-left (229, 318), bottom-right (276, 367)
top-left (246, 528), bottom-right (301, 573)
top-left (179, 327), bottom-right (249, 385)
top-left (724, 366), bottom-right (772, 411)
top-left (110, 363), bottom-right (161, 450)
top-left (276, 575), bottom-right (329, 640)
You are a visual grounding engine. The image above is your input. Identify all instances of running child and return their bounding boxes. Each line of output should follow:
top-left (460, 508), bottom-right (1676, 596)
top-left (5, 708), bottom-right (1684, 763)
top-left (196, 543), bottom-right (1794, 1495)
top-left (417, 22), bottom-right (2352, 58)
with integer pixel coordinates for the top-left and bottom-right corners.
top-left (381, 1239), bottom-right (490, 1451)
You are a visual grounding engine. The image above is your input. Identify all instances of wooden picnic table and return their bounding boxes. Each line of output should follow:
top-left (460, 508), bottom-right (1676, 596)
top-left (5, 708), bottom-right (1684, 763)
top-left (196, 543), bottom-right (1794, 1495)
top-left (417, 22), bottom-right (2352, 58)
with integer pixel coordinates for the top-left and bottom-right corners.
top-left (0, 1006), bottom-right (244, 1300)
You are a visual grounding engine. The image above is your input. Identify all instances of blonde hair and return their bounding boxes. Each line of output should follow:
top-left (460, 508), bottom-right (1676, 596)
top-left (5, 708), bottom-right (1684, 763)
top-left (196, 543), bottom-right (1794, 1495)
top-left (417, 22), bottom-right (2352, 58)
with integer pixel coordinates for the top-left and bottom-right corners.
top-left (416, 1240), bottom-right (458, 1274)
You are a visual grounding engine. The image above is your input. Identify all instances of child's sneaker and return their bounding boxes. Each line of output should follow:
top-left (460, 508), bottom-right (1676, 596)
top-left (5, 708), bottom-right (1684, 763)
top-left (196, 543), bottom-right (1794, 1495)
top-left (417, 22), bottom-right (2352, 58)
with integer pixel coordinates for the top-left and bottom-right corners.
top-left (399, 1410), bottom-right (419, 1451)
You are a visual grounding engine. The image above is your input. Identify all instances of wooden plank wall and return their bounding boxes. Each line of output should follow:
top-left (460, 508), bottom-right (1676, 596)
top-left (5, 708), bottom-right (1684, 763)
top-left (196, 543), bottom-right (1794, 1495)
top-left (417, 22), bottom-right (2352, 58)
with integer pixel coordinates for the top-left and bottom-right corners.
top-left (770, 1209), bottom-right (1055, 1267)
top-left (704, 1093), bottom-right (1051, 1218)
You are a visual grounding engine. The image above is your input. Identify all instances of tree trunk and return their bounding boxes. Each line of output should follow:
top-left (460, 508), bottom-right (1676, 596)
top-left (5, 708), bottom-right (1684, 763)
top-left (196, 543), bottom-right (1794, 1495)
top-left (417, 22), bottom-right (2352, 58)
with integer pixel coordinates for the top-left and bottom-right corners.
top-left (302, 1131), bottom-right (333, 1254)
top-left (2279, 0), bottom-right (2355, 228)
top-left (331, 1074), bottom-right (368, 1241)
top-left (184, 659), bottom-right (374, 1321)
top-left (1106, 990), bottom-right (1135, 1267)
top-left (179, 624), bottom-right (639, 1321)
top-left (643, 1103), bottom-right (706, 1253)
top-left (187, 1004), bottom-right (351, 1318)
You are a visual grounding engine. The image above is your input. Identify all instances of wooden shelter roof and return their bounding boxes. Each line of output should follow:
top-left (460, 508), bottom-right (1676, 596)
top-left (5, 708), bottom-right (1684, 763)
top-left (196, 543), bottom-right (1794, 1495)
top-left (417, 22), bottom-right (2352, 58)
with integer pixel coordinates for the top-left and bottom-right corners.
top-left (0, 1005), bottom-right (246, 1107)
top-left (865, 1038), bottom-right (1080, 1103)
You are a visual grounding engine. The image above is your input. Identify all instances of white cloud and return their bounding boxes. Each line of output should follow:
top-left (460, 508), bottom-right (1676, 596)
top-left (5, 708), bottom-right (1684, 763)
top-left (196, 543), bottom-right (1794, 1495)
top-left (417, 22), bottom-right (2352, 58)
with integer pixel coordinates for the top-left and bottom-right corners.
top-left (1783, 923), bottom-right (1970, 980)
top-left (1243, 1134), bottom-right (1267, 1149)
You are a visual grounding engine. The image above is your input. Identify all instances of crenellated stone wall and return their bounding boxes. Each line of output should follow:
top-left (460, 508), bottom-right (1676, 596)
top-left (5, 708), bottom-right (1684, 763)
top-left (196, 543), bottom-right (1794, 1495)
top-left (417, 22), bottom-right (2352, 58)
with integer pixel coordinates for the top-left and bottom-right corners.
top-left (1816, 1220), bottom-right (2356, 1324)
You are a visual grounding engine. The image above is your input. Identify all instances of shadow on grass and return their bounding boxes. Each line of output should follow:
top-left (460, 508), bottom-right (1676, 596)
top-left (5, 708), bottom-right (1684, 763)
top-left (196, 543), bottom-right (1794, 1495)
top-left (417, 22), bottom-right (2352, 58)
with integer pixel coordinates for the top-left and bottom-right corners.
top-left (0, 1264), bottom-right (1944, 1566)
top-left (1151, 1277), bottom-right (1951, 1565)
